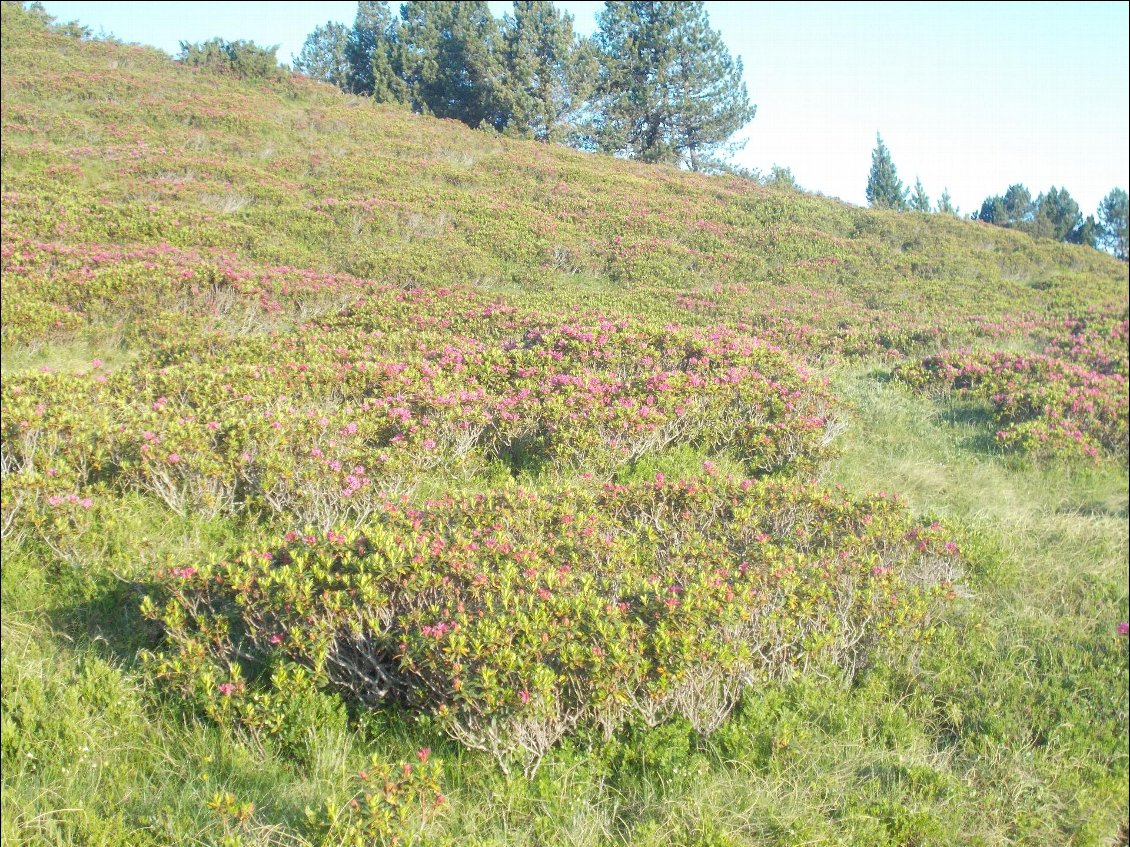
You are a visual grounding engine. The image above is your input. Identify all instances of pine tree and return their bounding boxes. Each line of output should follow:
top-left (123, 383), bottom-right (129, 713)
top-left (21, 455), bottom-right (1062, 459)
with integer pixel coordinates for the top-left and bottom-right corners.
top-left (1097, 187), bottom-right (1129, 260)
top-left (865, 134), bottom-right (907, 210)
top-left (936, 188), bottom-right (958, 216)
top-left (976, 195), bottom-right (1006, 224)
top-left (977, 184), bottom-right (1032, 228)
top-left (910, 178), bottom-right (930, 213)
top-left (1031, 187), bottom-right (1081, 241)
top-left (345, 1), bottom-right (392, 95)
top-left (397, 1), bottom-right (507, 130)
top-left (502, 1), bottom-right (596, 143)
top-left (293, 22), bottom-right (350, 88)
top-left (1001, 183), bottom-right (1033, 227)
top-left (593, 1), bottom-right (755, 169)
top-left (1068, 215), bottom-right (1099, 248)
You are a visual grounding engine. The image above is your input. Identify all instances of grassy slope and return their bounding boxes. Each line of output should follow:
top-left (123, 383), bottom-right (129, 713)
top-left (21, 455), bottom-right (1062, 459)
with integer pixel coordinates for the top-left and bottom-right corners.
top-left (2, 6), bottom-right (1127, 846)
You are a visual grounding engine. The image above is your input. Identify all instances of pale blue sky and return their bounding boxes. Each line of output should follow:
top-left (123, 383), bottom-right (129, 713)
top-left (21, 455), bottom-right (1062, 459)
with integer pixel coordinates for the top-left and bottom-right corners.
top-left (39, 1), bottom-right (1130, 215)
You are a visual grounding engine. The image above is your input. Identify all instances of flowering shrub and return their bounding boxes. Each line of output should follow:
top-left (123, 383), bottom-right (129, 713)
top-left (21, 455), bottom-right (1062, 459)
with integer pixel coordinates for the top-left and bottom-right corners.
top-left (143, 477), bottom-right (961, 773)
top-left (1, 287), bottom-right (840, 542)
top-left (305, 751), bottom-right (445, 847)
top-left (895, 314), bottom-right (1129, 461)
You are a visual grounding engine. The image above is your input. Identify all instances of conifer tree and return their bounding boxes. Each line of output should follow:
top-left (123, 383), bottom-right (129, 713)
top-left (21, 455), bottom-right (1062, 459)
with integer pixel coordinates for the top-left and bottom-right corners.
top-left (345, 0), bottom-right (404, 101)
top-left (977, 183), bottom-right (1031, 228)
top-left (293, 22), bottom-right (350, 88)
top-left (397, 1), bottom-right (507, 129)
top-left (502, 1), bottom-right (596, 143)
top-left (936, 188), bottom-right (958, 216)
top-left (1098, 187), bottom-right (1129, 260)
top-left (910, 178), bottom-right (931, 213)
top-left (1068, 215), bottom-right (1099, 248)
top-left (593, 1), bottom-right (755, 169)
top-left (866, 134), bottom-right (907, 210)
top-left (1031, 186), bottom-right (1081, 241)
top-left (1001, 183), bottom-right (1033, 227)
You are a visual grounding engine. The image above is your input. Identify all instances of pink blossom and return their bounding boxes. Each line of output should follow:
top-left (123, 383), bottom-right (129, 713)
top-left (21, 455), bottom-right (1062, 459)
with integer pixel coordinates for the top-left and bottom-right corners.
top-left (167, 453), bottom-right (181, 464)
top-left (518, 689), bottom-right (531, 704)
top-left (1118, 621), bottom-right (1129, 636)
top-left (218, 682), bottom-right (236, 696)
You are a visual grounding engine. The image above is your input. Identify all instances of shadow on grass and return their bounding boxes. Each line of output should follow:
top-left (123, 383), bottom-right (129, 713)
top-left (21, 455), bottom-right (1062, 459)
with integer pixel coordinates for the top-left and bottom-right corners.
top-left (935, 398), bottom-right (1005, 458)
top-left (47, 571), bottom-right (162, 669)
top-left (1056, 497), bottom-right (1129, 519)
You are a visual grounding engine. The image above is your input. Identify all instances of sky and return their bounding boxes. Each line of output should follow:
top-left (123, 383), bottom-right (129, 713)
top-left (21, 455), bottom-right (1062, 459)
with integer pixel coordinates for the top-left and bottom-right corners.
top-left (38, 1), bottom-right (1130, 215)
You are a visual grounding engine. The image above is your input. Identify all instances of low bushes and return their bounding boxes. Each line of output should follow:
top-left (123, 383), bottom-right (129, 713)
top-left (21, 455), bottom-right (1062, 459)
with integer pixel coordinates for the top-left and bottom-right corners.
top-left (895, 314), bottom-right (1129, 460)
top-left (1, 289), bottom-right (839, 535)
top-left (143, 476), bottom-right (961, 773)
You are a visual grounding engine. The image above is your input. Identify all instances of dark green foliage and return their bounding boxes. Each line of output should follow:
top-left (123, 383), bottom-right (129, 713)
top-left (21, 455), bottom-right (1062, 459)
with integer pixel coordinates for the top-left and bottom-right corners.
top-left (593, 1), bottom-right (755, 169)
top-left (977, 183), bottom-right (1113, 249)
top-left (1068, 215), bottom-right (1099, 248)
top-left (910, 178), bottom-right (931, 213)
top-left (396, 1), bottom-right (507, 129)
top-left (290, 0), bottom-right (753, 167)
top-left (1098, 187), bottom-right (1129, 260)
top-left (345, 0), bottom-right (404, 101)
top-left (293, 22), bottom-right (350, 88)
top-left (866, 134), bottom-right (907, 210)
top-left (978, 183), bottom-right (1033, 228)
top-left (1032, 186), bottom-right (1082, 242)
top-left (976, 195), bottom-right (1006, 225)
top-left (501, 1), bottom-right (596, 143)
top-left (177, 38), bottom-right (282, 81)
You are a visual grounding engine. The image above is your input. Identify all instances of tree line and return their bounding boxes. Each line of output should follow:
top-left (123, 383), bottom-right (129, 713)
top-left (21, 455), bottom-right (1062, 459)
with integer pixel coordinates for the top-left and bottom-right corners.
top-left (169, 1), bottom-right (1128, 262)
top-left (867, 133), bottom-right (1128, 260)
top-left (292, 0), bottom-right (755, 172)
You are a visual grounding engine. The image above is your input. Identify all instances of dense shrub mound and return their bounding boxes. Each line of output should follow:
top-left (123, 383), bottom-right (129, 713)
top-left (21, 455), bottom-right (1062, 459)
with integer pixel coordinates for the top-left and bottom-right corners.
top-left (2, 284), bottom-right (837, 538)
top-left (895, 313), bottom-right (1129, 460)
top-left (144, 477), bottom-right (961, 772)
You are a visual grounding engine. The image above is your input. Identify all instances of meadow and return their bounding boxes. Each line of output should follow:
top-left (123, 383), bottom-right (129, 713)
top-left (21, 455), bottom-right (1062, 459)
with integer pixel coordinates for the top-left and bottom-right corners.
top-left (1, 5), bottom-right (1127, 845)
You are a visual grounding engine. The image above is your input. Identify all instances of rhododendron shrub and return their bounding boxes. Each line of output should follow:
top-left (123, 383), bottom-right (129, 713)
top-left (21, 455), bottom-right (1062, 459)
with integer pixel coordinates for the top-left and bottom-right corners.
top-left (143, 477), bottom-right (961, 772)
top-left (1, 289), bottom-right (841, 539)
top-left (895, 314), bottom-right (1128, 460)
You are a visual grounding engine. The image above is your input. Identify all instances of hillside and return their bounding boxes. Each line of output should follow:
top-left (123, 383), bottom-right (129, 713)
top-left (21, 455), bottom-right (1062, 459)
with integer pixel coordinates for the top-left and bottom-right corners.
top-left (2, 5), bottom-right (1128, 846)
